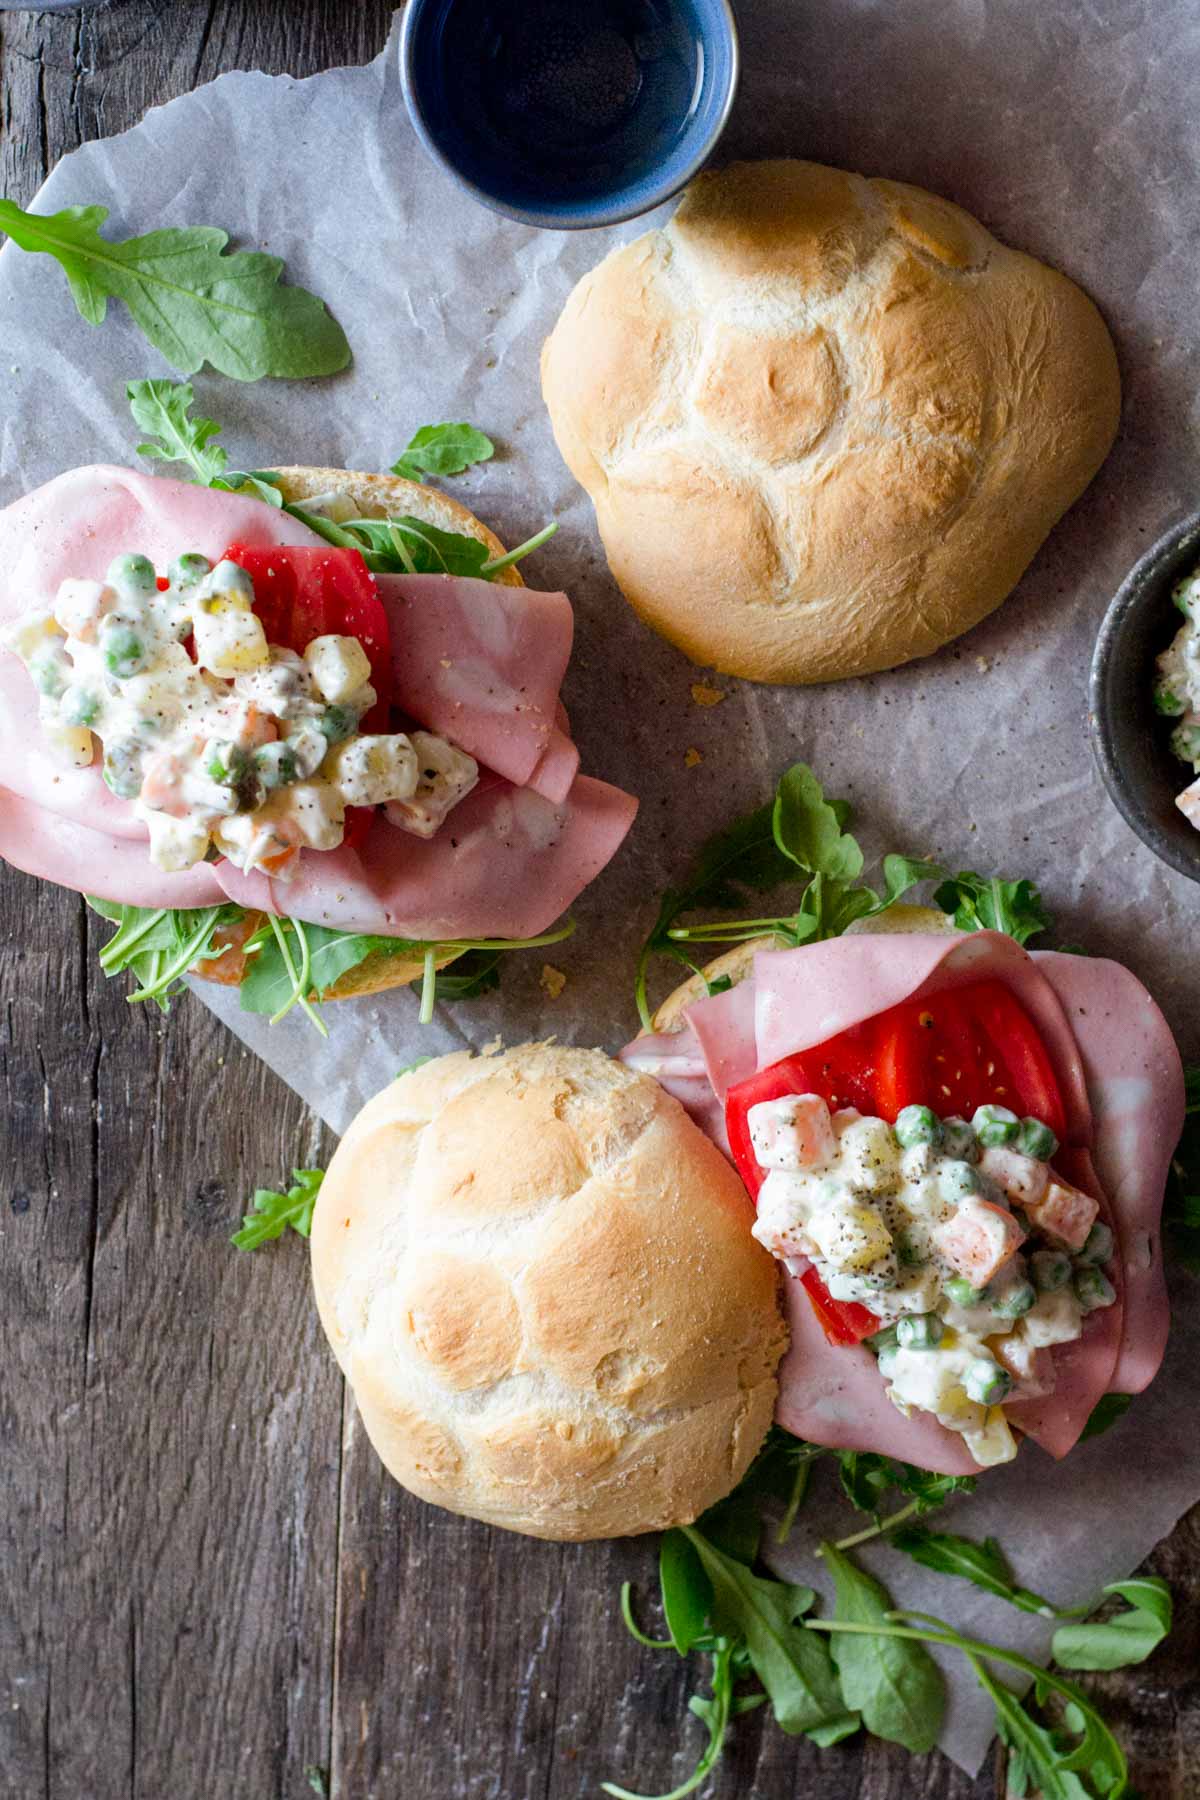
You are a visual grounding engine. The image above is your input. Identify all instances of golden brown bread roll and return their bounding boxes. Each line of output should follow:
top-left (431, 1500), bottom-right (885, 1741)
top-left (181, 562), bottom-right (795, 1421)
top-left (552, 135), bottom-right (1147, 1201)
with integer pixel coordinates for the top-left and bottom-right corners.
top-left (310, 1043), bottom-right (787, 1539)
top-left (541, 159), bottom-right (1121, 685)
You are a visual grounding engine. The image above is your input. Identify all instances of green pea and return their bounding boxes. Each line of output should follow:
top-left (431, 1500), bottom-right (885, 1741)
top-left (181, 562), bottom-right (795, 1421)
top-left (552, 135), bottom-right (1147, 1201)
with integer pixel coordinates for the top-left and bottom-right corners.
top-left (318, 705), bottom-right (356, 745)
top-left (102, 743), bottom-right (142, 799)
top-left (1153, 681), bottom-right (1186, 717)
top-left (1171, 574), bottom-right (1198, 618)
top-left (867, 1324), bottom-right (899, 1355)
top-left (993, 1280), bottom-right (1037, 1319)
top-left (1015, 1116), bottom-right (1058, 1160)
top-left (876, 1344), bottom-right (899, 1379)
top-left (894, 1104), bottom-right (941, 1149)
top-left (169, 552), bottom-right (212, 589)
top-left (964, 1360), bottom-right (1012, 1406)
top-left (205, 740), bottom-right (248, 785)
top-left (944, 1275), bottom-right (990, 1308)
top-left (1074, 1266), bottom-right (1116, 1313)
top-left (30, 654), bottom-right (65, 699)
top-left (1076, 1221), bottom-right (1115, 1267)
top-left (940, 1117), bottom-right (979, 1162)
top-left (61, 686), bottom-right (99, 728)
top-left (894, 1229), bottom-right (925, 1268)
top-left (938, 1161), bottom-right (981, 1204)
top-left (1170, 722), bottom-right (1200, 764)
top-left (254, 742), bottom-right (300, 789)
top-left (896, 1311), bottom-right (944, 1350)
top-left (1031, 1248), bottom-right (1072, 1292)
top-left (103, 624), bottom-right (145, 679)
top-left (972, 1104), bottom-right (1020, 1148)
top-left (107, 552), bottom-right (157, 595)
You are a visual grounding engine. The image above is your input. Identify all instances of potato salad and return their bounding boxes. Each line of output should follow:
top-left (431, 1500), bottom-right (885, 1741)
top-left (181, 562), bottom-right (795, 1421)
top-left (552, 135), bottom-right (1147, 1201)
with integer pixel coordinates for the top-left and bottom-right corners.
top-left (749, 1095), bottom-right (1116, 1467)
top-left (1, 551), bottom-right (478, 877)
top-left (1154, 560), bottom-right (1200, 829)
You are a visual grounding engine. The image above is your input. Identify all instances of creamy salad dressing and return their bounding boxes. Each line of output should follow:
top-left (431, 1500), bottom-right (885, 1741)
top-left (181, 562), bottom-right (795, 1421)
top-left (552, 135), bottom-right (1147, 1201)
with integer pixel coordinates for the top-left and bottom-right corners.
top-left (1, 550), bottom-right (479, 878)
top-left (1155, 562), bottom-right (1200, 828)
top-left (749, 1096), bottom-right (1117, 1468)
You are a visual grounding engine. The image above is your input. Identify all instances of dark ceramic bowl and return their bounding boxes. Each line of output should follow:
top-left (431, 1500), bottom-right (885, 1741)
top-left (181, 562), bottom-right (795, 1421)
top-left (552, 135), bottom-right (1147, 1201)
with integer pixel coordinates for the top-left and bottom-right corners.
top-left (1090, 510), bottom-right (1200, 885)
top-left (399, 0), bottom-right (739, 229)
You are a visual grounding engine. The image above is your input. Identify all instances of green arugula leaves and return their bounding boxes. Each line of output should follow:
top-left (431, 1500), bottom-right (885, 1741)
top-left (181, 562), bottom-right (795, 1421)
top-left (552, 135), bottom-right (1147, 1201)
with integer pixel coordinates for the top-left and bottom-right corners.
top-left (86, 896), bottom-right (242, 1011)
top-left (889, 1526), bottom-right (1066, 1618)
top-left (126, 379), bottom-right (556, 580)
top-left (0, 200), bottom-right (349, 378)
top-left (231, 1168), bottom-right (324, 1251)
top-left (933, 871), bottom-right (1050, 945)
top-left (1051, 1579), bottom-right (1172, 1672)
top-left (391, 422), bottom-right (494, 483)
top-left (820, 1544), bottom-right (943, 1753)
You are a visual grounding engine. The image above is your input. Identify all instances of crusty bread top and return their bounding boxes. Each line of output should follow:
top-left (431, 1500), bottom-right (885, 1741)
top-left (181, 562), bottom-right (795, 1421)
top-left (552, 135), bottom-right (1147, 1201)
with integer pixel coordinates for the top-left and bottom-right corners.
top-left (541, 158), bottom-right (1120, 685)
top-left (310, 1044), bottom-right (786, 1540)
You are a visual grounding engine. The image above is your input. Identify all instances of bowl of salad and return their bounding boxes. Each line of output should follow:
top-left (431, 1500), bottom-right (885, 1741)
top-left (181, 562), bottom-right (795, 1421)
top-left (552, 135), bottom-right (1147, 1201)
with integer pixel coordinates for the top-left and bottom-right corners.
top-left (1091, 508), bottom-right (1200, 885)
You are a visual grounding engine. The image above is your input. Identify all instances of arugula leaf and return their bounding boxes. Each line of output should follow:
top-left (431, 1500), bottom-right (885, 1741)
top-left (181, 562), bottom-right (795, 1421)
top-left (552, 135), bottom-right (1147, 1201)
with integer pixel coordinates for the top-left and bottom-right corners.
top-left (602, 1635), bottom-right (760, 1800)
top-left (1051, 1578), bottom-right (1172, 1671)
top-left (659, 1530), bottom-right (712, 1656)
top-left (820, 1544), bottom-right (944, 1754)
top-left (391, 423), bottom-right (495, 483)
top-left (0, 199), bottom-right (349, 378)
top-left (890, 1526), bottom-right (1063, 1617)
top-left (774, 764), bottom-right (864, 882)
top-left (87, 897), bottom-right (242, 1012)
top-left (128, 378), bottom-right (229, 484)
top-left (972, 1658), bottom-right (1093, 1800)
top-left (682, 1528), bottom-right (850, 1736)
top-left (231, 1168), bottom-right (324, 1250)
top-left (395, 1056), bottom-right (434, 1080)
top-left (1080, 1393), bottom-right (1133, 1442)
top-left (836, 1451), bottom-right (976, 1524)
top-left (933, 871), bottom-right (1050, 945)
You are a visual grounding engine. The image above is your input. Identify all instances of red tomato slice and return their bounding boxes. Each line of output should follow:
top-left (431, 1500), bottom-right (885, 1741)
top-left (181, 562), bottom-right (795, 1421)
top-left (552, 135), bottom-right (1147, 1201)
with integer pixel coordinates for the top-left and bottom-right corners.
top-left (223, 544), bottom-right (393, 730)
top-left (725, 977), bottom-right (1069, 1346)
top-left (340, 806), bottom-right (376, 853)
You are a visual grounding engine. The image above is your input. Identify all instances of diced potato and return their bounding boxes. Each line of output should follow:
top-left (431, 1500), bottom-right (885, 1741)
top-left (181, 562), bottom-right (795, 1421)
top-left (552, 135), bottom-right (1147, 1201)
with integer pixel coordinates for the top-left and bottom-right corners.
top-left (748, 1094), bottom-right (836, 1171)
top-left (282, 781), bottom-right (346, 851)
top-left (53, 579), bottom-right (112, 639)
top-left (1026, 1180), bottom-right (1098, 1251)
top-left (193, 605), bottom-right (269, 676)
top-left (141, 809), bottom-right (211, 872)
top-left (304, 633), bottom-right (373, 704)
top-left (807, 1199), bottom-right (892, 1271)
top-left (44, 722), bottom-right (95, 769)
top-left (1022, 1288), bottom-right (1083, 1349)
top-left (2, 610), bottom-right (62, 662)
top-left (204, 560), bottom-right (256, 612)
top-left (989, 1330), bottom-right (1055, 1396)
top-left (838, 1115), bottom-right (902, 1193)
top-left (326, 732), bottom-right (418, 807)
top-left (934, 1197), bottom-right (1025, 1285)
top-left (386, 732), bottom-right (479, 839)
top-left (963, 1408), bottom-right (1019, 1468)
top-left (979, 1145), bottom-right (1049, 1207)
top-left (1178, 777), bottom-right (1200, 827)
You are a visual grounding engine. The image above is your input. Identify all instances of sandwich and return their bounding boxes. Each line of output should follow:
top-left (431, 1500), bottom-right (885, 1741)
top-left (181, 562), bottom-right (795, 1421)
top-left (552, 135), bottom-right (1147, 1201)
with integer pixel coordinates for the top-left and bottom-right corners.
top-left (0, 442), bottom-right (637, 1029)
top-left (623, 776), bottom-right (1186, 1476)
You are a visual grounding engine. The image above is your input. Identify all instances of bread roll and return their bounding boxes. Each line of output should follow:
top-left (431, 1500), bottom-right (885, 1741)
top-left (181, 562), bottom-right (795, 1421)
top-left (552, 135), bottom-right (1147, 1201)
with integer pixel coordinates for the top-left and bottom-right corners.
top-left (195, 465), bottom-right (520, 1001)
top-left (541, 159), bottom-right (1120, 685)
top-left (310, 1044), bottom-right (787, 1539)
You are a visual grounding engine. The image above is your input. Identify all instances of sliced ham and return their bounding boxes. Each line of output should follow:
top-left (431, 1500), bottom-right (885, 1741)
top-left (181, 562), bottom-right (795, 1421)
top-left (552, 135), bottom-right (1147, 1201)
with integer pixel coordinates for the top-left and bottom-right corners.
top-left (624, 929), bottom-right (1184, 1473)
top-left (211, 771), bottom-right (637, 942)
top-left (0, 466), bottom-right (635, 939)
top-left (377, 572), bottom-right (575, 792)
top-left (621, 1021), bottom-right (729, 1146)
top-left (1034, 952), bottom-right (1185, 1395)
top-left (0, 788), bottom-right (226, 909)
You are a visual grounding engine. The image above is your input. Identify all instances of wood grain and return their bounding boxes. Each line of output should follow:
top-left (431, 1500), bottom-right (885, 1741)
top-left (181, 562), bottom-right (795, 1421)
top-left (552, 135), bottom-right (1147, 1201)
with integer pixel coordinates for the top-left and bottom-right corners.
top-left (0, 4), bottom-right (1195, 1798)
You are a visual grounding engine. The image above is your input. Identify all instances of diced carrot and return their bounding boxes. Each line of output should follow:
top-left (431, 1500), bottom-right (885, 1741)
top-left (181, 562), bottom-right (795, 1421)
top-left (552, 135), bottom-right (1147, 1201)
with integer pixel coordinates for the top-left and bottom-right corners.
top-left (1026, 1181), bottom-right (1098, 1251)
top-left (935, 1198), bottom-right (1025, 1285)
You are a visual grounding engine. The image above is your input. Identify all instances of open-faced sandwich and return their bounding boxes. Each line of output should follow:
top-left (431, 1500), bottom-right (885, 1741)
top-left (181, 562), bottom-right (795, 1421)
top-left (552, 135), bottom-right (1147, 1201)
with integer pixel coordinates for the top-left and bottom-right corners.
top-left (0, 398), bottom-right (637, 1028)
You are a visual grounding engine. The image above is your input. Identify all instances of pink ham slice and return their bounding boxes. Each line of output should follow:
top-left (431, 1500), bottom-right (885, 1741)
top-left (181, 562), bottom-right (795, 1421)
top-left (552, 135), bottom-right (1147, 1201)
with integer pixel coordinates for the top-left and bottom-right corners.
top-left (211, 771), bottom-right (637, 941)
top-left (625, 930), bottom-right (1184, 1471)
top-left (0, 466), bottom-right (634, 934)
top-left (0, 787), bottom-right (226, 909)
top-left (622, 1021), bottom-right (730, 1147)
top-left (377, 572), bottom-right (577, 797)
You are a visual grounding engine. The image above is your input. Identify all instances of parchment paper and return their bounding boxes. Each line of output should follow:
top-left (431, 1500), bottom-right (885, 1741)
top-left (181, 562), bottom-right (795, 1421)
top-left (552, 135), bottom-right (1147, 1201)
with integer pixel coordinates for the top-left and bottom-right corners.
top-left (0, 1), bottom-right (1196, 1774)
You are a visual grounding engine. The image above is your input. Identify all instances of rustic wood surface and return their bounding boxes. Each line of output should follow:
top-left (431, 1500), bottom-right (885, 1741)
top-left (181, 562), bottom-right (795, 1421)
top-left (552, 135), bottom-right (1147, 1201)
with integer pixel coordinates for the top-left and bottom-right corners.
top-left (0, 4), bottom-right (1195, 1798)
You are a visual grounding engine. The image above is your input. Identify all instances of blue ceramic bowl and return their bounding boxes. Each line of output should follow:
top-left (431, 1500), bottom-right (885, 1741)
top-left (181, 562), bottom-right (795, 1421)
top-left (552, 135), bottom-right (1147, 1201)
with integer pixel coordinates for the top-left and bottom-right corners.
top-left (399, 0), bottom-right (739, 229)
top-left (1090, 510), bottom-right (1200, 886)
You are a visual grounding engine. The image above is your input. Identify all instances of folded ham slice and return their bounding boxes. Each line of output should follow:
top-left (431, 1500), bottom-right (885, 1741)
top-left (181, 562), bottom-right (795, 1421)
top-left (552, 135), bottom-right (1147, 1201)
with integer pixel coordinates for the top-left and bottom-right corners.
top-left (622, 929), bottom-right (1185, 1472)
top-left (0, 466), bottom-right (636, 940)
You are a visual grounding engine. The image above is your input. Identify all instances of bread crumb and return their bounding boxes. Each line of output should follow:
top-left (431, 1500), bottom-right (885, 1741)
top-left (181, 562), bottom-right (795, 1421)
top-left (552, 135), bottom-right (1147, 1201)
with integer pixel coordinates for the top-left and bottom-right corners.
top-left (975, 655), bottom-right (990, 673)
top-left (690, 682), bottom-right (725, 707)
top-left (541, 964), bottom-right (567, 1000)
top-left (684, 746), bottom-right (703, 768)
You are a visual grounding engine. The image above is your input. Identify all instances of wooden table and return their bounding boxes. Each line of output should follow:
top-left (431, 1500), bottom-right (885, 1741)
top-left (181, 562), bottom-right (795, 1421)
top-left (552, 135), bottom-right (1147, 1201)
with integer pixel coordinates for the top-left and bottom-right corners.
top-left (0, 4), bottom-right (1195, 1796)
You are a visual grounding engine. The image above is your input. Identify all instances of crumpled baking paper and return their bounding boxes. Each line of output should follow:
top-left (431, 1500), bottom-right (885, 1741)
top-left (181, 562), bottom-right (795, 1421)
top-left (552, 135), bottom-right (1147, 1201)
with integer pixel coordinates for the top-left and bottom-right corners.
top-left (0, 1), bottom-right (1196, 1774)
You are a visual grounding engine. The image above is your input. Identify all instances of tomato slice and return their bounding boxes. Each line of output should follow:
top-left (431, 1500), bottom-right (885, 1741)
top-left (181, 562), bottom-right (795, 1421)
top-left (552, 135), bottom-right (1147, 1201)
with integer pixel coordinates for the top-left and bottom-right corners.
top-left (223, 543), bottom-right (392, 730)
top-left (725, 977), bottom-right (1069, 1346)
